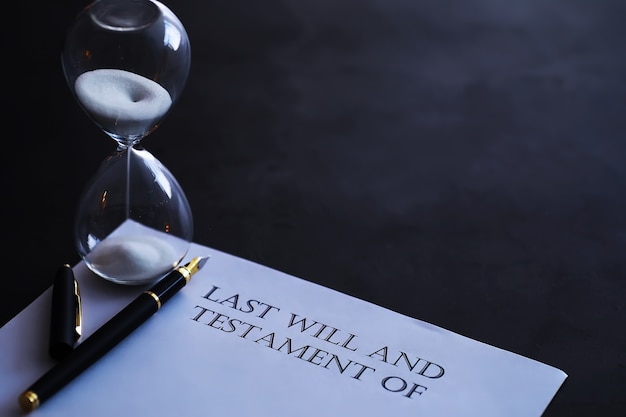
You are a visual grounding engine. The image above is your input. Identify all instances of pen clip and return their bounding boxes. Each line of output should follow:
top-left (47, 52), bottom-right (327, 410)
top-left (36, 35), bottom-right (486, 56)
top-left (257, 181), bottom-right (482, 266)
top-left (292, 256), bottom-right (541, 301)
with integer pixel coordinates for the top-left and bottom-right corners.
top-left (74, 278), bottom-right (82, 340)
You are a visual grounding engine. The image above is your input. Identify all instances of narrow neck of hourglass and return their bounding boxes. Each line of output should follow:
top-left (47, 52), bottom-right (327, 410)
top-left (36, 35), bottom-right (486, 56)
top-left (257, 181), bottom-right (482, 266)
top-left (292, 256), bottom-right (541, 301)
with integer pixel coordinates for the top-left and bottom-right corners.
top-left (116, 139), bottom-right (143, 152)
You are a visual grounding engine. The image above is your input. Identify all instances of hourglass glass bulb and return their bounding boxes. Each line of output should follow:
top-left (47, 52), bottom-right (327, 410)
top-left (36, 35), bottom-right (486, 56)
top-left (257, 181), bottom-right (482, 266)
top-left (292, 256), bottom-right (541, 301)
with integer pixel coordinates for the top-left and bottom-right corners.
top-left (75, 146), bottom-right (194, 285)
top-left (62, 0), bottom-right (191, 146)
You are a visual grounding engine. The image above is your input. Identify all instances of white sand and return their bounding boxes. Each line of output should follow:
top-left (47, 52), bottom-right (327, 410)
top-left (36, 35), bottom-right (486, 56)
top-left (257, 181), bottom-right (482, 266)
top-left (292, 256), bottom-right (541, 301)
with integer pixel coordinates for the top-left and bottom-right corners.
top-left (85, 234), bottom-right (180, 283)
top-left (74, 69), bottom-right (172, 137)
top-left (83, 219), bottom-right (191, 284)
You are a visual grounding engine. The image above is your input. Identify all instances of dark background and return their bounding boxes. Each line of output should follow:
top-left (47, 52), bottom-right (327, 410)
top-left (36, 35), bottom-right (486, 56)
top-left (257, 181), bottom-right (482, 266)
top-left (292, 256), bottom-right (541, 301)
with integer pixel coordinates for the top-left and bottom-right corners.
top-left (3, 0), bottom-right (625, 415)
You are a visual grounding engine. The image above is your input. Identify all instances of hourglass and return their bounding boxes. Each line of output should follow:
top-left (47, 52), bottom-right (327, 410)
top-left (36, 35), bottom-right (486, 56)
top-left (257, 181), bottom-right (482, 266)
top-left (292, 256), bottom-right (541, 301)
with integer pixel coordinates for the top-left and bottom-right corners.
top-left (62, 0), bottom-right (193, 285)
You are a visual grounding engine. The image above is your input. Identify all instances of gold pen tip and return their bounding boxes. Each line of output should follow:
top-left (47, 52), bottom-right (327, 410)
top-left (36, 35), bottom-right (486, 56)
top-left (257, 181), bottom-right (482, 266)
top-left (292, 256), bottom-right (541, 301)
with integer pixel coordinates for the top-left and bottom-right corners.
top-left (18, 390), bottom-right (39, 412)
top-left (195, 256), bottom-right (210, 270)
top-left (187, 256), bottom-right (210, 272)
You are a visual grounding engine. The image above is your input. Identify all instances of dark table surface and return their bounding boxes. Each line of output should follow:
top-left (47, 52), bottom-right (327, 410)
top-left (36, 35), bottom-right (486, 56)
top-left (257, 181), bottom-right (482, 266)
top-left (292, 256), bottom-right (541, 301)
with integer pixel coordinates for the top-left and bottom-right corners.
top-left (3, 1), bottom-right (625, 415)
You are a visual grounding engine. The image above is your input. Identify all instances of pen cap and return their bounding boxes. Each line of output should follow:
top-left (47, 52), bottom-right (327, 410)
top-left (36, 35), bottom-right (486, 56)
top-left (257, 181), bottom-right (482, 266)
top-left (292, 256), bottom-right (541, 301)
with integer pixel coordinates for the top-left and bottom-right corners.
top-left (49, 265), bottom-right (79, 360)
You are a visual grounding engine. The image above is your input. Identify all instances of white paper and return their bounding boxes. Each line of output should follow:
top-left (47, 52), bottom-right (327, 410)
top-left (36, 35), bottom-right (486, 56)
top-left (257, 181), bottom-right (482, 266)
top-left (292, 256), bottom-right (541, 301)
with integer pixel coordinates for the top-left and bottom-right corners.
top-left (0, 242), bottom-right (567, 417)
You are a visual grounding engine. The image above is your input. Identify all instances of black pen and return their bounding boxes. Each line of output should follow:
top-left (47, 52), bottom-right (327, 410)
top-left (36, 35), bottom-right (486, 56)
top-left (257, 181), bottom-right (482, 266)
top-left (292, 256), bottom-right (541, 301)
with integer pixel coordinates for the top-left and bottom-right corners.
top-left (18, 256), bottom-right (210, 412)
top-left (48, 264), bottom-right (82, 361)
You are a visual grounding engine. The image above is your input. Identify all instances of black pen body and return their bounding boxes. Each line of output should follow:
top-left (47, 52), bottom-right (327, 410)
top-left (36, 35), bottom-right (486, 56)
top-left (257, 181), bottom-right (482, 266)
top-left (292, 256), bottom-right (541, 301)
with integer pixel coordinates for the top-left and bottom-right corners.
top-left (148, 268), bottom-right (186, 305)
top-left (21, 269), bottom-right (187, 410)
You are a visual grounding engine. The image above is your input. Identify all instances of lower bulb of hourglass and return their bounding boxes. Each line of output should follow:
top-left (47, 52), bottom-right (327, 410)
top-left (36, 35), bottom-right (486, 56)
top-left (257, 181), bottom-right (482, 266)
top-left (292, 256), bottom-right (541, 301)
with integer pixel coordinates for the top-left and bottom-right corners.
top-left (75, 146), bottom-right (193, 285)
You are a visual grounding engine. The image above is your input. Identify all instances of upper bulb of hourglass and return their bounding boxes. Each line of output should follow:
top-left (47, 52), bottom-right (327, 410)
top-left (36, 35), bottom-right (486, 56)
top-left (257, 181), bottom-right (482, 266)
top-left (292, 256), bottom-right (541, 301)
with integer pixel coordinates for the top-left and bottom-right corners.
top-left (61, 0), bottom-right (191, 146)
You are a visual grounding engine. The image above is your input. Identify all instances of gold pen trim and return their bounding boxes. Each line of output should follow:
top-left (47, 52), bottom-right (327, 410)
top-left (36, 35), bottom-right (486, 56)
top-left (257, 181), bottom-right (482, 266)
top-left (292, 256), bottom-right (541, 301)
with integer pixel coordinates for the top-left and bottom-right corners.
top-left (74, 278), bottom-right (82, 339)
top-left (18, 390), bottom-right (39, 411)
top-left (145, 290), bottom-right (161, 310)
top-left (178, 264), bottom-right (192, 283)
top-left (178, 257), bottom-right (209, 283)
